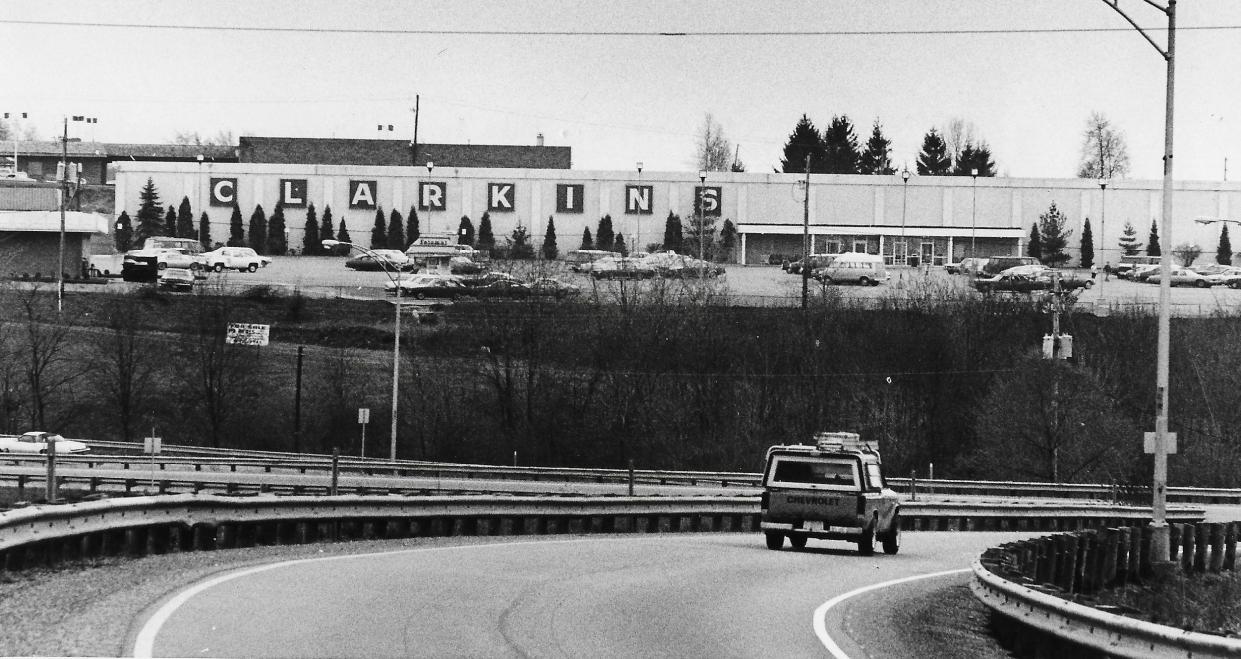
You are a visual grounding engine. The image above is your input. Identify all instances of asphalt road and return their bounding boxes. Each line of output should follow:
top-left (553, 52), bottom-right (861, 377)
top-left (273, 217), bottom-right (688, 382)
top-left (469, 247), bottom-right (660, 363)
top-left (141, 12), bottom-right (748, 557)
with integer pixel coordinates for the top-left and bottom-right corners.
top-left (133, 531), bottom-right (1038, 658)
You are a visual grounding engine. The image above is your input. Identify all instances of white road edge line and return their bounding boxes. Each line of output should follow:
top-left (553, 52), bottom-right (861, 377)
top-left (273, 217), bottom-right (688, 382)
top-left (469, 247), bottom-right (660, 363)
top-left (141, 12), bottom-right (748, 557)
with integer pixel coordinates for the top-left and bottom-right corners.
top-left (813, 567), bottom-right (970, 659)
top-left (130, 538), bottom-right (597, 658)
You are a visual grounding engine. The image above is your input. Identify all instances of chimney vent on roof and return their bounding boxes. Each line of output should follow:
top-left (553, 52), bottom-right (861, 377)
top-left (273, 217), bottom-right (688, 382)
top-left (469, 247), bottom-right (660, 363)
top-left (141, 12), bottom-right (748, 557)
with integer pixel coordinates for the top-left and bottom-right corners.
top-left (536, 133), bottom-right (544, 147)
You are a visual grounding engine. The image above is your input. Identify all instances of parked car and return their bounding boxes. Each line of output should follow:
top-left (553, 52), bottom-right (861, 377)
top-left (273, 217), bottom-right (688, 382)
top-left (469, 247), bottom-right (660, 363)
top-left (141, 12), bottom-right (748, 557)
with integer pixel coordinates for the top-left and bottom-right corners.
top-left (1218, 267), bottom-right (1241, 289)
top-left (1147, 267), bottom-right (1225, 288)
top-left (384, 274), bottom-right (468, 299)
top-left (460, 271), bottom-right (522, 288)
top-left (200, 247), bottom-right (272, 272)
top-left (528, 277), bottom-right (581, 298)
top-left (948, 257), bottom-right (988, 276)
top-left (1111, 255), bottom-right (1162, 279)
top-left (981, 256), bottom-right (1039, 277)
top-left (784, 254), bottom-right (835, 275)
top-left (813, 252), bottom-right (888, 285)
top-left (345, 249), bottom-right (416, 272)
top-left (1130, 264), bottom-right (1163, 283)
top-left (158, 267), bottom-right (196, 291)
top-left (590, 257), bottom-right (656, 280)
top-left (0, 431), bottom-right (89, 454)
top-left (973, 266), bottom-right (1093, 293)
top-left (449, 256), bottom-right (486, 275)
top-left (470, 279), bottom-right (532, 299)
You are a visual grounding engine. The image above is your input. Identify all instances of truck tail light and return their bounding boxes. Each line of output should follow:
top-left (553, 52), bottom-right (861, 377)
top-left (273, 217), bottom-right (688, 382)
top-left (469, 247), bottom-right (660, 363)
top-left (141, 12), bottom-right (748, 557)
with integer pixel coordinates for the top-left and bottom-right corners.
top-left (760, 491), bottom-right (769, 509)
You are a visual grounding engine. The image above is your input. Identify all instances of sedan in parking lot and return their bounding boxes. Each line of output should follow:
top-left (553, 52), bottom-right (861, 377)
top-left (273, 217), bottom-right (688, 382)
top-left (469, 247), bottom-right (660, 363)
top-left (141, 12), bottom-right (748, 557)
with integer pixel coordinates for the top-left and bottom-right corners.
top-left (528, 277), bottom-right (581, 298)
top-left (0, 431), bottom-right (89, 454)
top-left (384, 274), bottom-right (468, 299)
top-left (470, 279), bottom-right (532, 299)
top-left (1147, 267), bottom-right (1225, 287)
top-left (345, 249), bottom-right (416, 272)
top-left (158, 267), bottom-right (197, 291)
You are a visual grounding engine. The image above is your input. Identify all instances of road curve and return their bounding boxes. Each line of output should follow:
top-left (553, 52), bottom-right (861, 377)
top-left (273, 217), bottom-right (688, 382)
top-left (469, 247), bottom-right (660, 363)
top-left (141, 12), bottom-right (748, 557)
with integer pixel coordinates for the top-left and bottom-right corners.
top-left (133, 531), bottom-right (1036, 658)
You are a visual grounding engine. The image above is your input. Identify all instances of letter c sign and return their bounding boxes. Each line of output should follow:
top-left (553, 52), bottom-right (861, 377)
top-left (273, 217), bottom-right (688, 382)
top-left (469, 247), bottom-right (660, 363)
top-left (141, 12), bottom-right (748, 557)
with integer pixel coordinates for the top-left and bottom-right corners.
top-left (210, 178), bottom-right (237, 206)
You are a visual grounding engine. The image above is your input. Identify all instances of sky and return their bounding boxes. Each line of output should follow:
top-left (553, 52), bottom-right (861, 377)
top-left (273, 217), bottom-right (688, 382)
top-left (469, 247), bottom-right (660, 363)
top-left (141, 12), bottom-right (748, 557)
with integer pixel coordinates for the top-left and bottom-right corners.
top-left (3, 0), bottom-right (1240, 182)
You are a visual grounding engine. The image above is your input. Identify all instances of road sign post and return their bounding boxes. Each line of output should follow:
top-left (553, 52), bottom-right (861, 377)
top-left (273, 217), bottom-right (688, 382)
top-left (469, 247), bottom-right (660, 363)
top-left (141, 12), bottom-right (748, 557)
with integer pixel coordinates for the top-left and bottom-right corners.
top-left (358, 407), bottom-right (370, 458)
top-left (144, 432), bottom-right (162, 492)
top-left (45, 434), bottom-right (57, 504)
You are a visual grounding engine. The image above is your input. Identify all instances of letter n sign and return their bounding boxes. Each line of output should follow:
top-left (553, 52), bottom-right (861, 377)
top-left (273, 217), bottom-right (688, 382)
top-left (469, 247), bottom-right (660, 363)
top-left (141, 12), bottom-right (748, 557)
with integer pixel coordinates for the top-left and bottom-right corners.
top-left (625, 185), bottom-right (652, 215)
top-left (349, 180), bottom-right (377, 209)
top-left (488, 183), bottom-right (515, 212)
top-left (210, 178), bottom-right (237, 206)
top-left (556, 184), bottom-right (584, 213)
top-left (280, 179), bottom-right (308, 207)
top-left (419, 182), bottom-right (446, 211)
top-left (694, 186), bottom-right (722, 217)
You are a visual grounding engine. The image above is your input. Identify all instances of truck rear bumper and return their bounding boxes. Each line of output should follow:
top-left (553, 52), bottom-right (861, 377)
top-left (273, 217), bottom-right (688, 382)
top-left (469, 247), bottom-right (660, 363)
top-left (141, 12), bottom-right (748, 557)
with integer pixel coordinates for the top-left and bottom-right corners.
top-left (761, 521), bottom-right (864, 537)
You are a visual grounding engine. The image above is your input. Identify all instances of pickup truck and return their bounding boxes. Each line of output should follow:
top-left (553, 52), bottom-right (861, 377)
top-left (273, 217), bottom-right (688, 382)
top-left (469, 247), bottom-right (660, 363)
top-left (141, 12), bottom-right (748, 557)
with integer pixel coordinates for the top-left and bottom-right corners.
top-left (760, 431), bottom-right (901, 555)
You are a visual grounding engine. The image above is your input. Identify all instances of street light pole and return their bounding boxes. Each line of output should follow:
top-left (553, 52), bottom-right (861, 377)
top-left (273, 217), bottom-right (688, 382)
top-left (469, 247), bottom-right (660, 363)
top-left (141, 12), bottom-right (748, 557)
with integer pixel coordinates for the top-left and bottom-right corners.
top-left (1101, 0), bottom-right (1176, 565)
top-left (697, 170), bottom-right (706, 280)
top-left (969, 168), bottom-right (979, 271)
top-left (58, 117), bottom-right (68, 314)
top-left (1099, 178), bottom-right (1108, 296)
top-left (322, 239), bottom-right (403, 464)
top-left (636, 161), bottom-right (643, 254)
top-left (425, 161), bottom-right (435, 235)
top-left (900, 167), bottom-right (910, 266)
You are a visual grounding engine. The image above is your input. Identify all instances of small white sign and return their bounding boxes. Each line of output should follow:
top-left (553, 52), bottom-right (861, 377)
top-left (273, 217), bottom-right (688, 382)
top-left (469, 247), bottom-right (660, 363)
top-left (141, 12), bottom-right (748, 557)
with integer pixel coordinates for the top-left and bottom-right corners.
top-left (1144, 432), bottom-right (1178, 455)
top-left (358, 408), bottom-right (370, 424)
top-left (226, 323), bottom-right (270, 346)
top-left (144, 436), bottom-right (162, 454)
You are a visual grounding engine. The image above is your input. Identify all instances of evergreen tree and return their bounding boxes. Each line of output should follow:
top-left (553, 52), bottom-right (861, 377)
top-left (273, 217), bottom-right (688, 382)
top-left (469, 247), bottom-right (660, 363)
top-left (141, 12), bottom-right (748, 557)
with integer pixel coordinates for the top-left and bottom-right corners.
top-left (916, 129), bottom-right (951, 175)
top-left (268, 202), bottom-right (288, 255)
top-left (858, 119), bottom-right (895, 175)
top-left (663, 211), bottom-right (684, 253)
top-left (613, 234), bottom-right (627, 256)
top-left (176, 196), bottom-right (194, 238)
top-left (477, 212), bottom-right (496, 251)
top-left (780, 114), bottom-right (826, 173)
top-left (581, 227), bottom-right (594, 250)
top-left (457, 215), bottom-right (475, 246)
top-left (406, 206), bottom-right (420, 245)
top-left (685, 211), bottom-right (717, 261)
top-left (134, 177), bottom-right (164, 244)
top-left (114, 210), bottom-right (134, 252)
top-left (541, 215), bottom-right (558, 260)
top-left (164, 205), bottom-right (177, 237)
top-left (387, 208), bottom-right (405, 249)
top-left (228, 203), bottom-right (245, 247)
top-left (1079, 218), bottom-right (1095, 269)
top-left (508, 225), bottom-right (534, 259)
top-left (719, 218), bottom-right (738, 262)
top-left (335, 217), bottom-right (351, 256)
top-left (1118, 221), bottom-right (1142, 256)
top-left (1028, 223), bottom-right (1042, 261)
top-left (198, 212), bottom-right (211, 251)
top-left (1037, 202), bottom-right (1073, 266)
top-left (1146, 218), bottom-right (1161, 256)
top-left (1217, 225), bottom-right (1233, 265)
top-left (822, 115), bottom-right (860, 174)
top-left (953, 142), bottom-right (996, 176)
top-left (596, 215), bottom-right (615, 252)
top-left (320, 206), bottom-right (335, 254)
top-left (248, 204), bottom-right (267, 254)
top-left (303, 203), bottom-right (320, 255)
top-left (370, 207), bottom-right (387, 249)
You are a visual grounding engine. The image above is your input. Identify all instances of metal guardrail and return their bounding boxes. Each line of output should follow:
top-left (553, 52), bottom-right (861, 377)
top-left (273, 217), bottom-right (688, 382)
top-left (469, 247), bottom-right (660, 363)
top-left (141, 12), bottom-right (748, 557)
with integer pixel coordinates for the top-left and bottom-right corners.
top-left (971, 558), bottom-right (1241, 657)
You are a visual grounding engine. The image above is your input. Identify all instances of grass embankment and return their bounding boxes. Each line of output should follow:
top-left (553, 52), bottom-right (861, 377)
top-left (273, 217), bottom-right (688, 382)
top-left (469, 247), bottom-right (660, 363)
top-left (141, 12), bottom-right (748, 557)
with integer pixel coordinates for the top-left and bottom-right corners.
top-left (1095, 572), bottom-right (1241, 637)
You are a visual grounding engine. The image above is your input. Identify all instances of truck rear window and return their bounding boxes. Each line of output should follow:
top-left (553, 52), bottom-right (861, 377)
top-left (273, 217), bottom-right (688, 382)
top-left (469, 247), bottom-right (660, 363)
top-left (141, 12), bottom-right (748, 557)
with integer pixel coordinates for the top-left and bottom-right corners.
top-left (768, 457), bottom-right (857, 489)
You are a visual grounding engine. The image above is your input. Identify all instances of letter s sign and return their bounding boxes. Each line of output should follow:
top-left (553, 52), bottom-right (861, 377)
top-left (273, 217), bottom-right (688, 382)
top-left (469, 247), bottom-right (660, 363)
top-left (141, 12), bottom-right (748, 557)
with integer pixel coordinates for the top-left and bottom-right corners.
top-left (694, 186), bottom-right (722, 217)
top-left (210, 178), bottom-right (237, 206)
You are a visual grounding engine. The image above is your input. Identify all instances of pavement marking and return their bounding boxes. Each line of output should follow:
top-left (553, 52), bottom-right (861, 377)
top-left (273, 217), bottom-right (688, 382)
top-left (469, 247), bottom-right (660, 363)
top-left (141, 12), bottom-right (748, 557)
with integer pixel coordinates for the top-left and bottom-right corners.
top-left (130, 537), bottom-right (600, 658)
top-left (813, 567), bottom-right (970, 659)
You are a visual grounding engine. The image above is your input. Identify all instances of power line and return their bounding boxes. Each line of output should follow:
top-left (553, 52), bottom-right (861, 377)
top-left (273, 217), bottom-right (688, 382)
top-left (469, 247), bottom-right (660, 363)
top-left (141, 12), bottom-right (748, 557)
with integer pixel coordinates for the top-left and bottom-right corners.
top-left (3, 18), bottom-right (1241, 37)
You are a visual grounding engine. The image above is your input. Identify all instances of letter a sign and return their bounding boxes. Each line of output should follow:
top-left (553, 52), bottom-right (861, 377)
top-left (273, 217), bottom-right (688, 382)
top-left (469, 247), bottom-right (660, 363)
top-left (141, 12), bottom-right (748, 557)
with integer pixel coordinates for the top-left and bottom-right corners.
top-left (349, 180), bottom-right (377, 209)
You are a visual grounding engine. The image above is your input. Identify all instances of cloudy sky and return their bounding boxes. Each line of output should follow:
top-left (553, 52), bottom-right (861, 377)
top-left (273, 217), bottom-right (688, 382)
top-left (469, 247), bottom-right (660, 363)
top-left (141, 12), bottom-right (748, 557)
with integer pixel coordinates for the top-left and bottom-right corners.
top-left (3, 0), bottom-right (1240, 181)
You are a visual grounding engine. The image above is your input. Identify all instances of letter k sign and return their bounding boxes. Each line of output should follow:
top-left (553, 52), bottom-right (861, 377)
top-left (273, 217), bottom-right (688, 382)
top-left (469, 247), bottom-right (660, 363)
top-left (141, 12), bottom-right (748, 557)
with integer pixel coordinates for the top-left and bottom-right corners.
top-left (488, 183), bottom-right (514, 211)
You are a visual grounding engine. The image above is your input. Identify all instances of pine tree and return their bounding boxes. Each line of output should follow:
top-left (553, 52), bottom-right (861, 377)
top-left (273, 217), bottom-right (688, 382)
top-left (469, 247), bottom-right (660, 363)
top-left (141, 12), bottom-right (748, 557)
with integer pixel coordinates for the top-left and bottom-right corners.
top-left (508, 225), bottom-right (534, 259)
top-left (303, 203), bottom-right (319, 255)
top-left (320, 206), bottom-right (335, 254)
top-left (822, 115), bottom-right (860, 174)
top-left (613, 234), bottom-right (627, 256)
top-left (542, 215), bottom-right (558, 260)
top-left (780, 114), bottom-right (826, 173)
top-left (406, 206), bottom-right (420, 245)
top-left (1217, 225), bottom-right (1233, 265)
top-left (663, 211), bottom-right (683, 253)
top-left (228, 203), bottom-right (245, 247)
top-left (370, 207), bottom-right (387, 249)
top-left (164, 205), bottom-right (177, 237)
top-left (477, 212), bottom-right (495, 250)
top-left (387, 208), bottom-right (405, 249)
top-left (916, 129), bottom-right (951, 176)
top-left (336, 217), bottom-right (352, 255)
top-left (457, 215), bottom-right (475, 246)
top-left (176, 196), bottom-right (194, 238)
top-left (1080, 218), bottom-right (1095, 269)
top-left (114, 210), bottom-right (134, 252)
top-left (1146, 218), bottom-right (1161, 256)
top-left (596, 215), bottom-right (615, 252)
top-left (134, 178), bottom-right (164, 244)
top-left (953, 142), bottom-right (996, 176)
top-left (268, 202), bottom-right (288, 255)
top-left (198, 212), bottom-right (211, 251)
top-left (1028, 223), bottom-right (1042, 261)
top-left (248, 204), bottom-right (267, 254)
top-left (1038, 202), bottom-right (1073, 266)
top-left (581, 227), bottom-right (594, 250)
top-left (1118, 221), bottom-right (1142, 256)
top-left (719, 218), bottom-right (738, 262)
top-left (858, 119), bottom-right (895, 175)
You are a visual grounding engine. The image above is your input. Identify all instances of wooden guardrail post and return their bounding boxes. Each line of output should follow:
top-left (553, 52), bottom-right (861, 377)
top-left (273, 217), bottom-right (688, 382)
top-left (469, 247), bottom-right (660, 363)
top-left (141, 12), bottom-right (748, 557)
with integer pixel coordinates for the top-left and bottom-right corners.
top-left (1180, 523), bottom-right (1195, 572)
top-left (1208, 523), bottom-right (1225, 573)
top-left (1225, 523), bottom-right (1238, 571)
top-left (330, 448), bottom-right (339, 496)
top-left (1194, 523), bottom-right (1209, 572)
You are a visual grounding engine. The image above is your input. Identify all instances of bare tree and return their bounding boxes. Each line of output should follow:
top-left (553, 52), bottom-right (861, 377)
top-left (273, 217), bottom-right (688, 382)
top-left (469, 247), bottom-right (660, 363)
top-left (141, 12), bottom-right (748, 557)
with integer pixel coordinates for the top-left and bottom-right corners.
top-left (16, 286), bottom-right (80, 429)
top-left (694, 113), bottom-right (734, 172)
top-left (172, 130), bottom-right (236, 146)
top-left (90, 299), bottom-right (160, 442)
top-left (941, 117), bottom-right (977, 168)
top-left (1078, 112), bottom-right (1131, 179)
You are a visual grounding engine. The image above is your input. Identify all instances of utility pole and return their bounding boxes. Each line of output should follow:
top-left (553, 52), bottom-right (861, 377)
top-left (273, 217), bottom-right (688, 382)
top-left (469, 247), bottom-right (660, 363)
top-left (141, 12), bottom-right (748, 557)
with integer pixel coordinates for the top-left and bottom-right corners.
top-left (802, 154), bottom-right (811, 310)
top-left (411, 95), bottom-right (420, 165)
top-left (58, 117), bottom-right (68, 314)
top-left (293, 345), bottom-right (304, 454)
